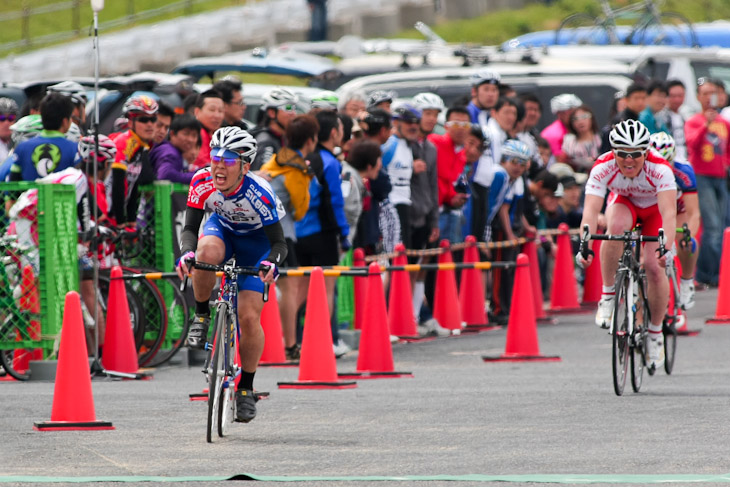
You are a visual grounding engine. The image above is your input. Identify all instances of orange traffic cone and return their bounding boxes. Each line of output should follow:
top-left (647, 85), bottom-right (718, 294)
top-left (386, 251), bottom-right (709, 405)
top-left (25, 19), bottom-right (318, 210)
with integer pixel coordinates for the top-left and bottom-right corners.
top-left (522, 237), bottom-right (555, 325)
top-left (581, 238), bottom-right (602, 306)
top-left (708, 228), bottom-right (730, 324)
top-left (340, 263), bottom-right (412, 379)
top-left (259, 282), bottom-right (294, 366)
top-left (353, 248), bottom-right (367, 331)
top-left (549, 223), bottom-right (586, 314)
top-left (34, 292), bottom-right (114, 431)
top-left (459, 236), bottom-right (494, 331)
top-left (101, 266), bottom-right (150, 378)
top-left (278, 267), bottom-right (356, 389)
top-left (483, 254), bottom-right (561, 362)
top-left (433, 240), bottom-right (461, 333)
top-left (387, 244), bottom-right (418, 338)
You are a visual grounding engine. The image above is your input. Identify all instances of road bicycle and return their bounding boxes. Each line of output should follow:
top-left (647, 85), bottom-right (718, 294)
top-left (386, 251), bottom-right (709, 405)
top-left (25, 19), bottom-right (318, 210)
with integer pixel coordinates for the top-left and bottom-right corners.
top-left (579, 224), bottom-right (668, 396)
top-left (184, 259), bottom-right (270, 443)
top-left (555, 0), bottom-right (697, 48)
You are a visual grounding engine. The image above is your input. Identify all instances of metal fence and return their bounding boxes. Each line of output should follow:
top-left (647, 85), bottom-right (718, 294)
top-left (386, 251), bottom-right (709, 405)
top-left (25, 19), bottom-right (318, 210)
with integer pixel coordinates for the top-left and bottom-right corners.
top-left (0, 0), bottom-right (245, 54)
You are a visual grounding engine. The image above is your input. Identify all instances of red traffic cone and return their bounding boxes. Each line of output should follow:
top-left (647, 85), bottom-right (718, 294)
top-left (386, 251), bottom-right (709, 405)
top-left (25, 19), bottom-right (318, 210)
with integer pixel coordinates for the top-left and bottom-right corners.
top-left (459, 236), bottom-right (493, 330)
top-left (353, 248), bottom-right (367, 331)
top-left (522, 237), bottom-right (555, 325)
top-left (483, 254), bottom-right (561, 362)
top-left (433, 240), bottom-right (461, 333)
top-left (549, 223), bottom-right (586, 314)
top-left (340, 263), bottom-right (412, 379)
top-left (708, 228), bottom-right (730, 324)
top-left (259, 282), bottom-right (294, 366)
top-left (581, 237), bottom-right (602, 306)
top-left (101, 266), bottom-right (149, 378)
top-left (387, 244), bottom-right (418, 338)
top-left (278, 267), bottom-right (356, 389)
top-left (34, 292), bottom-right (114, 431)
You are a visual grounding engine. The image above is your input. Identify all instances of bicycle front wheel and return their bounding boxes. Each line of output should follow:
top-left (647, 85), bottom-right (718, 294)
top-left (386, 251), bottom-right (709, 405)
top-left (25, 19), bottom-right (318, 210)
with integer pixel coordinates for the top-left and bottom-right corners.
top-left (206, 304), bottom-right (228, 443)
top-left (631, 12), bottom-right (698, 47)
top-left (0, 312), bottom-right (36, 381)
top-left (612, 271), bottom-right (630, 396)
top-left (630, 279), bottom-right (649, 393)
top-left (555, 14), bottom-right (606, 45)
top-left (664, 318), bottom-right (678, 375)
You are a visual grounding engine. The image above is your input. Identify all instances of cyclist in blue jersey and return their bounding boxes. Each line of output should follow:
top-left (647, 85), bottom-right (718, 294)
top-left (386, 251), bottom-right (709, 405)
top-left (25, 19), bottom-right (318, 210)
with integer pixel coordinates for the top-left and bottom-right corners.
top-left (176, 126), bottom-right (288, 424)
top-left (650, 132), bottom-right (699, 310)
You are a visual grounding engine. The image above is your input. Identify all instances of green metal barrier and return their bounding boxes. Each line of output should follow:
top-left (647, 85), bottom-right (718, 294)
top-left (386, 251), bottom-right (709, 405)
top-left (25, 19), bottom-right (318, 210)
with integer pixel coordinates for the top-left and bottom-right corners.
top-left (0, 182), bottom-right (78, 357)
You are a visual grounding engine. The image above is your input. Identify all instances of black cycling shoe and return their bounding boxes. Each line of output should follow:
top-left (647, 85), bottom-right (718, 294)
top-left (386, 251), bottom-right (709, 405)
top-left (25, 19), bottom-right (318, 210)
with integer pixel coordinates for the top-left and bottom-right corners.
top-left (285, 344), bottom-right (301, 361)
top-left (186, 314), bottom-right (211, 349)
top-left (235, 389), bottom-right (258, 423)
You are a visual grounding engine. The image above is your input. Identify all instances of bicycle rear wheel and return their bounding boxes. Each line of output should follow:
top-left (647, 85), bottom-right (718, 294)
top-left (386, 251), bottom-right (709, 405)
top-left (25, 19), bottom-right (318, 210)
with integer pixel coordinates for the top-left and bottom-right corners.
top-left (120, 268), bottom-right (168, 367)
top-left (207, 304), bottom-right (228, 443)
top-left (663, 318), bottom-right (678, 375)
top-left (0, 312), bottom-right (35, 381)
top-left (612, 271), bottom-right (630, 396)
top-left (146, 277), bottom-right (190, 367)
top-left (631, 12), bottom-right (698, 47)
top-left (218, 316), bottom-right (238, 438)
top-left (555, 14), bottom-right (606, 45)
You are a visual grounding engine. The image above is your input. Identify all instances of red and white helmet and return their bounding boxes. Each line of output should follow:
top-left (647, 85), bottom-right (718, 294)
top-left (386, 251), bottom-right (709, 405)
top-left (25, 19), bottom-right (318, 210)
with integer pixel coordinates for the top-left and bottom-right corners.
top-left (123, 94), bottom-right (158, 117)
top-left (77, 134), bottom-right (117, 170)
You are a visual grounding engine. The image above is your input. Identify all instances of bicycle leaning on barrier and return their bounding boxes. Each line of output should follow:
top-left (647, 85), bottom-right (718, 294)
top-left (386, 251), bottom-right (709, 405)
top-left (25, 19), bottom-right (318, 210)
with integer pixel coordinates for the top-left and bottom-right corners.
top-left (578, 223), bottom-right (671, 396)
top-left (555, 0), bottom-right (697, 47)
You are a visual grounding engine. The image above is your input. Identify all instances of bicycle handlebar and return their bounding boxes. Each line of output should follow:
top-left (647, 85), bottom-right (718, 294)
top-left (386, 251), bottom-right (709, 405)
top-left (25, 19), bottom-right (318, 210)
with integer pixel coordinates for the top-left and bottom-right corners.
top-left (580, 224), bottom-right (668, 258)
top-left (180, 259), bottom-right (270, 302)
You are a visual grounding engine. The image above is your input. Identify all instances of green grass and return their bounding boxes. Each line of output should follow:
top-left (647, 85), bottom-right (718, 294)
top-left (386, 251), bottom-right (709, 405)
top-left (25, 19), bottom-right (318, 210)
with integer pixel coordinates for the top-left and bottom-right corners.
top-left (394, 0), bottom-right (730, 46)
top-left (0, 0), bottom-right (252, 56)
top-left (2, 0), bottom-right (729, 59)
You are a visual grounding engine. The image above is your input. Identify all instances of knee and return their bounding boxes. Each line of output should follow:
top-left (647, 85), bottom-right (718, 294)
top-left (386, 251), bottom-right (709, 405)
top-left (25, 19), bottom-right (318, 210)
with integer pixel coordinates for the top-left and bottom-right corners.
top-left (643, 259), bottom-right (663, 282)
top-left (196, 241), bottom-right (224, 264)
top-left (238, 308), bottom-right (262, 334)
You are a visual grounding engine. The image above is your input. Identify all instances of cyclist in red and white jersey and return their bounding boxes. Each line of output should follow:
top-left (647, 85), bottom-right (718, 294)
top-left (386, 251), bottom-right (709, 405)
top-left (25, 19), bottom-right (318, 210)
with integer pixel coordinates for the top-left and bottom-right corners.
top-left (577, 120), bottom-right (677, 369)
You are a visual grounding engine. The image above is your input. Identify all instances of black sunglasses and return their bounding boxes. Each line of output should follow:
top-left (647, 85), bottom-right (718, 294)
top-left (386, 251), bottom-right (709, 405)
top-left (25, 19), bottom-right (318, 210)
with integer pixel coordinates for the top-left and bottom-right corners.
top-left (614, 150), bottom-right (644, 159)
top-left (135, 115), bottom-right (157, 124)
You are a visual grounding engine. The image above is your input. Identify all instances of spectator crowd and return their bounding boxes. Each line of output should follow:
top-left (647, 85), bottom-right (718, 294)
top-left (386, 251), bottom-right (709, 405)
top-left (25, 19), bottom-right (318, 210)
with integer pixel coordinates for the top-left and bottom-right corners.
top-left (2, 69), bottom-right (728, 357)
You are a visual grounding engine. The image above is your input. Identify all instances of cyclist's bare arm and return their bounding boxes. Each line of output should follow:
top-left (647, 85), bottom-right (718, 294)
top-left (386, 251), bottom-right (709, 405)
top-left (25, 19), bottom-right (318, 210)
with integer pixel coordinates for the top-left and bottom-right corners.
top-left (579, 194), bottom-right (605, 237)
top-left (680, 193), bottom-right (700, 237)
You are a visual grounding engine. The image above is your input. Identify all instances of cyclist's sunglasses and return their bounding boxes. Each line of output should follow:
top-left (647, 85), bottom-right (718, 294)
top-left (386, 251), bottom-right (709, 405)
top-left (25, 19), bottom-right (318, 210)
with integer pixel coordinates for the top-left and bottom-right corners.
top-left (211, 154), bottom-right (242, 166)
top-left (134, 115), bottom-right (157, 124)
top-left (0, 113), bottom-right (17, 122)
top-left (614, 149), bottom-right (645, 159)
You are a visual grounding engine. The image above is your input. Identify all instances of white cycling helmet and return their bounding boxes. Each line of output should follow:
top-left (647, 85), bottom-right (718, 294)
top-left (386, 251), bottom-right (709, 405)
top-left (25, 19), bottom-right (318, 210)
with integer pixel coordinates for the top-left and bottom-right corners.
top-left (412, 92), bottom-right (445, 112)
top-left (210, 126), bottom-right (257, 164)
top-left (261, 87), bottom-right (299, 109)
top-left (609, 120), bottom-right (651, 150)
top-left (649, 131), bottom-right (676, 163)
top-left (501, 139), bottom-right (531, 163)
top-left (470, 69), bottom-right (501, 88)
top-left (47, 80), bottom-right (88, 106)
top-left (367, 90), bottom-right (396, 108)
top-left (550, 93), bottom-right (582, 114)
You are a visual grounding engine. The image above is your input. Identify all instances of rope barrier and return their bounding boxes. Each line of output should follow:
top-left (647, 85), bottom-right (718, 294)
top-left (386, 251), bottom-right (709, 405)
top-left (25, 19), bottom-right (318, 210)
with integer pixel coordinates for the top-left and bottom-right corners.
top-left (114, 260), bottom-right (522, 281)
top-left (362, 227), bottom-right (582, 263)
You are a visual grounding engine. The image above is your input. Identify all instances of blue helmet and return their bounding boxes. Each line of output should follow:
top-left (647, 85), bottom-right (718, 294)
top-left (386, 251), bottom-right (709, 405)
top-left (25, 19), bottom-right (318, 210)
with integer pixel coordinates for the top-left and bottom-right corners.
top-left (501, 139), bottom-right (531, 163)
top-left (392, 103), bottom-right (422, 123)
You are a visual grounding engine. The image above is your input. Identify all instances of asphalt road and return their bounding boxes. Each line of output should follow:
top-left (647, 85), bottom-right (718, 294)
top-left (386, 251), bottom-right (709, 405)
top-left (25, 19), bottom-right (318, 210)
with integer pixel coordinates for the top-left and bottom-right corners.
top-left (2, 287), bottom-right (730, 487)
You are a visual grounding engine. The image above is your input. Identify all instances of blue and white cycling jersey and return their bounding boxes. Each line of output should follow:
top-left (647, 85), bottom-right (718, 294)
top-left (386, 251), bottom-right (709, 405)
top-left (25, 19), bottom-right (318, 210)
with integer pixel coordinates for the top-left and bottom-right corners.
top-left (187, 167), bottom-right (284, 235)
top-left (671, 159), bottom-right (697, 198)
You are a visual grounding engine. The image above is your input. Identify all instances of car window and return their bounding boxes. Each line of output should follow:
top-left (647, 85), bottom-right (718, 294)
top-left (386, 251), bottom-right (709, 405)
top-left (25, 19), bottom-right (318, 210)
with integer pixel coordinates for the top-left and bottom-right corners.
top-left (635, 60), bottom-right (670, 83)
top-left (692, 61), bottom-right (730, 93)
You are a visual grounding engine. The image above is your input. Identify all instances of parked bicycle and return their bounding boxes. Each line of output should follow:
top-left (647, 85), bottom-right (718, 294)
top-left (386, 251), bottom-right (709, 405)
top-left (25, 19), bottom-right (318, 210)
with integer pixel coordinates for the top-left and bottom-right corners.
top-left (579, 224), bottom-right (669, 396)
top-left (183, 259), bottom-right (269, 443)
top-left (555, 0), bottom-right (697, 48)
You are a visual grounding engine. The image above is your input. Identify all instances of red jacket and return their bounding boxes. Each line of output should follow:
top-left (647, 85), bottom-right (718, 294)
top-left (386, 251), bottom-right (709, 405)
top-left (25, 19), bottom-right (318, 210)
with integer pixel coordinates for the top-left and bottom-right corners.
top-left (685, 113), bottom-right (730, 178)
top-left (428, 133), bottom-right (466, 207)
top-left (191, 127), bottom-right (214, 172)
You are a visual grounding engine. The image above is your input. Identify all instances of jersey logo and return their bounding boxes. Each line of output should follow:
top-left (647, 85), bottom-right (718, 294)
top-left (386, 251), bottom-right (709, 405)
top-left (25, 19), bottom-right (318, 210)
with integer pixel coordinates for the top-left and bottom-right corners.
top-left (31, 143), bottom-right (62, 177)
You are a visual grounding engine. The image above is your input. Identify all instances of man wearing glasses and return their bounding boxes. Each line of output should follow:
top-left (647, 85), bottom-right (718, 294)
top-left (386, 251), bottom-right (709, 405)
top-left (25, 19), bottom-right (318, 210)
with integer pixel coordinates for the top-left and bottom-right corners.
top-left (251, 87), bottom-right (299, 171)
top-left (109, 94), bottom-right (159, 227)
top-left (177, 126), bottom-right (286, 424)
top-left (577, 120), bottom-right (676, 370)
top-left (213, 78), bottom-right (249, 131)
